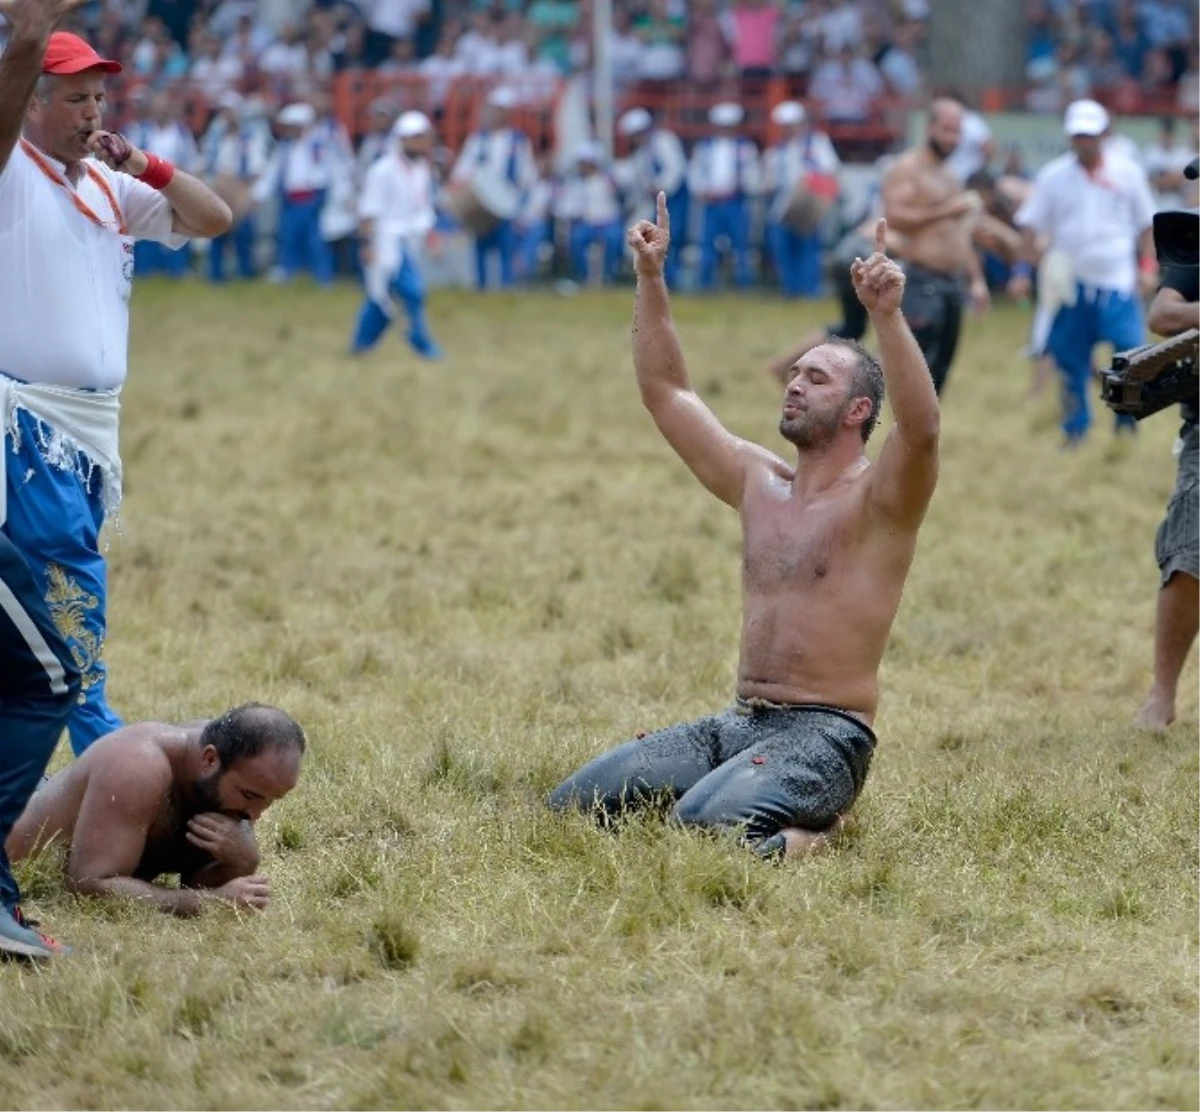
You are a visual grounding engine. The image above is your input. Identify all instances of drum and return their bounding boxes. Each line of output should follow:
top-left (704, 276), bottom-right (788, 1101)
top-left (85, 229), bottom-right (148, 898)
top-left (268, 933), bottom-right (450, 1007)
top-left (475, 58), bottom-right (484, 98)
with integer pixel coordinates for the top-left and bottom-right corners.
top-left (209, 174), bottom-right (254, 223)
top-left (447, 171), bottom-right (520, 237)
top-left (781, 171), bottom-right (840, 234)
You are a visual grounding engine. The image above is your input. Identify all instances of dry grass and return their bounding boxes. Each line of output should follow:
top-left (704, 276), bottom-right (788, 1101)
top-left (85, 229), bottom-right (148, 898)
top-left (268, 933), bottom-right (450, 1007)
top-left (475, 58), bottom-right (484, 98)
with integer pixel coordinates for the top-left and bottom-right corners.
top-left (3, 279), bottom-right (1197, 1111)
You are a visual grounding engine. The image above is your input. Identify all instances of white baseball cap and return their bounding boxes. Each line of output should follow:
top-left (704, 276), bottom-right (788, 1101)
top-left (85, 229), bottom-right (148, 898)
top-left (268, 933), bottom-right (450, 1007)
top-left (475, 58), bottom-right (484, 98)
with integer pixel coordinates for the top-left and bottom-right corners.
top-left (771, 100), bottom-right (805, 127)
top-left (618, 107), bottom-right (652, 136)
top-left (709, 102), bottom-right (744, 127)
top-left (1063, 98), bottom-right (1109, 137)
top-left (574, 139), bottom-right (604, 164)
top-left (392, 110), bottom-right (431, 138)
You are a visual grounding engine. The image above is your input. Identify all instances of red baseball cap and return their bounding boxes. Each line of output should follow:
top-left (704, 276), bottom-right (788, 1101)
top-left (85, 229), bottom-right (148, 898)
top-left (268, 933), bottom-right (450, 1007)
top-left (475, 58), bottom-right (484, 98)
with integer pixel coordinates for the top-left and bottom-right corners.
top-left (42, 31), bottom-right (123, 75)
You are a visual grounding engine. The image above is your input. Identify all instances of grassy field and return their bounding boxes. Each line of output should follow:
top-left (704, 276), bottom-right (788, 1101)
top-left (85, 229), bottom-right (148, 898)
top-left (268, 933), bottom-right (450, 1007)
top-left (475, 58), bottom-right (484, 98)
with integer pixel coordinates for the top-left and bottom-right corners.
top-left (3, 279), bottom-right (1197, 1111)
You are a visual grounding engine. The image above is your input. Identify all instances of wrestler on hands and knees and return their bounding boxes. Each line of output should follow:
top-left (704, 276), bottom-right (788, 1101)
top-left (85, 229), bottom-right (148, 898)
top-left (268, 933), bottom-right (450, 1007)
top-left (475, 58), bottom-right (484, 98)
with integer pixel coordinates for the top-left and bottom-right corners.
top-left (549, 195), bottom-right (940, 859)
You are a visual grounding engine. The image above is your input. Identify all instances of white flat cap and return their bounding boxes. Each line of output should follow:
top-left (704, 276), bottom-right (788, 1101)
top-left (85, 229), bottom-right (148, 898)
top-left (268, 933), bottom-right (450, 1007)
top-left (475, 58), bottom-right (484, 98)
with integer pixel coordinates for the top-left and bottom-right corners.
top-left (618, 107), bottom-right (652, 136)
top-left (393, 110), bottom-right (432, 138)
top-left (217, 90), bottom-right (244, 113)
top-left (709, 102), bottom-right (744, 127)
top-left (1063, 98), bottom-right (1109, 137)
top-left (771, 100), bottom-right (805, 126)
top-left (487, 86), bottom-right (518, 109)
top-left (277, 102), bottom-right (315, 128)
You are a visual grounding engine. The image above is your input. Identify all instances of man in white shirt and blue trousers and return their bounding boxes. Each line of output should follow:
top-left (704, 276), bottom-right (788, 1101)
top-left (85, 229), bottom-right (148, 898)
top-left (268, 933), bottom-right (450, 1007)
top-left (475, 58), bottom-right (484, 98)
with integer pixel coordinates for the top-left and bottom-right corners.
top-left (451, 87), bottom-right (537, 291)
top-left (619, 107), bottom-right (688, 289)
top-left (253, 102), bottom-right (335, 287)
top-left (201, 92), bottom-right (269, 282)
top-left (350, 112), bottom-right (442, 359)
top-left (764, 100), bottom-right (841, 298)
top-left (566, 141), bottom-right (624, 285)
top-left (1016, 99), bottom-right (1159, 444)
top-left (0, 21), bottom-right (231, 754)
top-left (689, 102), bottom-right (759, 292)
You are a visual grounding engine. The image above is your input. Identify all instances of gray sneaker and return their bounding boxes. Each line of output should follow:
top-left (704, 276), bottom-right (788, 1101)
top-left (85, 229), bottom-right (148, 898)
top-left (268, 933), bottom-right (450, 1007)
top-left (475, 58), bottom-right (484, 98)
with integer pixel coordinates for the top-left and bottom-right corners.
top-left (0, 907), bottom-right (62, 960)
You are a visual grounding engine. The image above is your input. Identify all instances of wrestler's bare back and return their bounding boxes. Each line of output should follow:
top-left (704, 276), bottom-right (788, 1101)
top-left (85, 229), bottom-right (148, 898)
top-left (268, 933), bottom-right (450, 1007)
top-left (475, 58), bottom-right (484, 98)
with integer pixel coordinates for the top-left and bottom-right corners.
top-left (736, 451), bottom-right (919, 724)
top-left (7, 721), bottom-right (201, 878)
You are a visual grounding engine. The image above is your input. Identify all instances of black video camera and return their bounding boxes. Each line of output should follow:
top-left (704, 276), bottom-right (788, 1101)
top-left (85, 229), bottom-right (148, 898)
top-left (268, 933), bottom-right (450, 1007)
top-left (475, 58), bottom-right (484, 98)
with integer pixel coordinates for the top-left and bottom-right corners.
top-left (1100, 158), bottom-right (1199, 420)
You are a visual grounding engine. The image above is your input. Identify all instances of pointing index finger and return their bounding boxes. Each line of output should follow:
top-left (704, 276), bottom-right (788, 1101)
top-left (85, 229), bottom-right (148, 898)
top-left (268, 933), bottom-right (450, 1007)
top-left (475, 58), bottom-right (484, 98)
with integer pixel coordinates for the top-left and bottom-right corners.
top-left (874, 218), bottom-right (888, 256)
top-left (657, 190), bottom-right (669, 233)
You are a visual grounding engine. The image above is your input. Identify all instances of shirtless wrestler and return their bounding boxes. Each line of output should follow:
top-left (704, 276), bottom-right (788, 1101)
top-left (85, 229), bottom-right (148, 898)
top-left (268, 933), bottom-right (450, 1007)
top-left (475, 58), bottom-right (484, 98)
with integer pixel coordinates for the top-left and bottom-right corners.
top-left (880, 97), bottom-right (990, 394)
top-left (7, 703), bottom-right (305, 916)
top-left (548, 196), bottom-right (940, 859)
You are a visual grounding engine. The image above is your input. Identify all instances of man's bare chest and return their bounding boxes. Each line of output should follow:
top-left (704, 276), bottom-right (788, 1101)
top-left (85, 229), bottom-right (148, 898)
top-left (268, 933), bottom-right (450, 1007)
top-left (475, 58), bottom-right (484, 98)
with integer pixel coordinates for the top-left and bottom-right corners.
top-left (742, 497), bottom-right (860, 591)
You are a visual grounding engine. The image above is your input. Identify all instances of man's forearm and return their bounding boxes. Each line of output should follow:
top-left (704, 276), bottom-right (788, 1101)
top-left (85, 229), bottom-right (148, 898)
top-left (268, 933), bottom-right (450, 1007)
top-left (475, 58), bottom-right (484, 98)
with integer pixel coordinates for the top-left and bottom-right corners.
top-left (161, 169), bottom-right (233, 237)
top-left (1148, 298), bottom-right (1200, 337)
top-left (633, 271), bottom-right (690, 401)
top-left (872, 308), bottom-right (939, 442)
top-left (70, 874), bottom-right (206, 917)
top-left (0, 27), bottom-right (50, 174)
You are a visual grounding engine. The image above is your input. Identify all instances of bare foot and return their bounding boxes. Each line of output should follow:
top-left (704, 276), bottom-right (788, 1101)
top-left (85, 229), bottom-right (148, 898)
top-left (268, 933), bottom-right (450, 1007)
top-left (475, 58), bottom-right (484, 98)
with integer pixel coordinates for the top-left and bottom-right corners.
top-left (1134, 691), bottom-right (1176, 733)
top-left (780, 813), bottom-right (857, 859)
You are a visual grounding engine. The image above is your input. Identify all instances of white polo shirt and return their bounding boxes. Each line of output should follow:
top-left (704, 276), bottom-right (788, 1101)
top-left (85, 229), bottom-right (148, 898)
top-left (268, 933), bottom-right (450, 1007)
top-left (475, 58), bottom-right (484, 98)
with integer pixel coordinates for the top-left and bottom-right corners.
top-left (1015, 151), bottom-right (1156, 295)
top-left (359, 150), bottom-right (434, 271)
top-left (0, 141), bottom-right (185, 390)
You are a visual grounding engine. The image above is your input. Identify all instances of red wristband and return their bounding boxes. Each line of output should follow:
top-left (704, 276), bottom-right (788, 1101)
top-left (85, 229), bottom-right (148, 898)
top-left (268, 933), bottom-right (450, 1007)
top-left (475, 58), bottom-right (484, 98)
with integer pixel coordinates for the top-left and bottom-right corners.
top-left (136, 153), bottom-right (176, 191)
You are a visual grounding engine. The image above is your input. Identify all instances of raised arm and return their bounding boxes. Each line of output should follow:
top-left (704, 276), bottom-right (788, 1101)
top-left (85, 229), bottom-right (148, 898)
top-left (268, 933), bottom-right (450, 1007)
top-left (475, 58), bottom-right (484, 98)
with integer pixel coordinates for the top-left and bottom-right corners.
top-left (629, 192), bottom-right (760, 509)
top-left (855, 220), bottom-right (939, 527)
top-left (0, 0), bottom-right (87, 175)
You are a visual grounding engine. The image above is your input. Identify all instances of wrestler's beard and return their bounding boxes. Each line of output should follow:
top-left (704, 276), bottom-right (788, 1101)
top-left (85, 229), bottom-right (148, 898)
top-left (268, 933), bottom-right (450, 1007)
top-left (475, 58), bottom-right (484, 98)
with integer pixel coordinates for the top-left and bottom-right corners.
top-left (927, 137), bottom-right (956, 161)
top-left (779, 403), bottom-right (846, 448)
top-left (193, 769), bottom-right (250, 822)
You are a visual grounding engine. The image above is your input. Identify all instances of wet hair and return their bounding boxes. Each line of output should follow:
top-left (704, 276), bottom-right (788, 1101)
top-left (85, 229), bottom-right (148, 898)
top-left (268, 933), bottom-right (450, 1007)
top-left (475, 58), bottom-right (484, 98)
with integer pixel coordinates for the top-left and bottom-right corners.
top-left (828, 338), bottom-right (885, 442)
top-left (966, 169), bottom-right (995, 193)
top-left (199, 703), bottom-right (307, 767)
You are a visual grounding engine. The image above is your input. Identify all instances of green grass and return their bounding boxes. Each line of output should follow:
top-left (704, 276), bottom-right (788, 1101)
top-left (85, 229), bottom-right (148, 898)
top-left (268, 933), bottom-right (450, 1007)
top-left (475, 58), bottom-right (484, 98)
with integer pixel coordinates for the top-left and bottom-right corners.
top-left (3, 280), bottom-right (1196, 1110)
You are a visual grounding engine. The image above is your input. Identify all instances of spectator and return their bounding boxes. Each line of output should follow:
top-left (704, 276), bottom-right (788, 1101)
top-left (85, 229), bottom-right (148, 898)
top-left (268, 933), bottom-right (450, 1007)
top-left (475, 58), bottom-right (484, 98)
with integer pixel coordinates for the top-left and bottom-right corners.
top-left (877, 19), bottom-right (924, 102)
top-left (634, 0), bottom-right (686, 86)
top-left (808, 43), bottom-right (884, 125)
top-left (609, 7), bottom-right (645, 90)
top-left (1082, 27), bottom-right (1128, 90)
top-left (1025, 0), bottom-right (1060, 64)
top-left (189, 28), bottom-right (244, 99)
top-left (419, 27), bottom-right (464, 106)
top-left (1108, 0), bottom-right (1147, 80)
top-left (362, 0), bottom-right (431, 67)
top-left (728, 0), bottom-right (778, 84)
top-left (258, 22), bottom-right (310, 81)
top-left (526, 0), bottom-right (577, 74)
top-left (684, 0), bottom-right (732, 92)
top-left (1141, 114), bottom-right (1194, 207)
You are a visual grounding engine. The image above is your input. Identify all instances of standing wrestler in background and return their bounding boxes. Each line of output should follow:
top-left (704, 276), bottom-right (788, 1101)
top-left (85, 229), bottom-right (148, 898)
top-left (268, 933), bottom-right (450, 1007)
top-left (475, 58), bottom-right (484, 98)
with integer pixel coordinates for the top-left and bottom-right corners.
top-left (880, 98), bottom-right (990, 395)
top-left (549, 199), bottom-right (940, 860)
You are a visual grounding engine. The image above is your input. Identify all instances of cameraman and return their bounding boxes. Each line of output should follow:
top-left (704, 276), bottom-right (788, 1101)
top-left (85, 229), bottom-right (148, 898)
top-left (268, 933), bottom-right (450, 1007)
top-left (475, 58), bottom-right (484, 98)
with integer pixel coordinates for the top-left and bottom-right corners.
top-left (1136, 159), bottom-right (1199, 732)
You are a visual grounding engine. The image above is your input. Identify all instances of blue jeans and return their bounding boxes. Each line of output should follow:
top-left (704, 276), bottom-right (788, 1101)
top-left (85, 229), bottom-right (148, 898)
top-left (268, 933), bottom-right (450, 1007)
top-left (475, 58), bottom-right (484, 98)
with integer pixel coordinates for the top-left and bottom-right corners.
top-left (351, 252), bottom-right (439, 357)
top-left (663, 188), bottom-right (689, 289)
top-left (514, 220), bottom-right (551, 283)
top-left (3, 408), bottom-right (121, 754)
top-left (0, 533), bottom-right (80, 912)
top-left (768, 222), bottom-right (822, 298)
top-left (1047, 284), bottom-right (1143, 440)
top-left (474, 219), bottom-right (515, 290)
top-left (568, 220), bottom-right (623, 283)
top-left (699, 196), bottom-right (751, 291)
top-left (278, 193), bottom-right (333, 286)
top-left (208, 216), bottom-right (257, 282)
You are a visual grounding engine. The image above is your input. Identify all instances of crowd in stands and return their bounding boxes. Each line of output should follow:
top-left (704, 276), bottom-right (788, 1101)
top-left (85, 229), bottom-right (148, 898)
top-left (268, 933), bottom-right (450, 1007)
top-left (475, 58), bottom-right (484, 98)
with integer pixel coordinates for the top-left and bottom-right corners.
top-left (1, 0), bottom-right (942, 129)
top-left (1025, 0), bottom-right (1198, 114)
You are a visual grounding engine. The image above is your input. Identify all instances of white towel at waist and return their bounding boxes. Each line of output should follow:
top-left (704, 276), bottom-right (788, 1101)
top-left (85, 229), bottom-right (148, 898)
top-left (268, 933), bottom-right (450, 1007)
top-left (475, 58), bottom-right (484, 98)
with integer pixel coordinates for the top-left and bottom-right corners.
top-left (0, 372), bottom-right (123, 530)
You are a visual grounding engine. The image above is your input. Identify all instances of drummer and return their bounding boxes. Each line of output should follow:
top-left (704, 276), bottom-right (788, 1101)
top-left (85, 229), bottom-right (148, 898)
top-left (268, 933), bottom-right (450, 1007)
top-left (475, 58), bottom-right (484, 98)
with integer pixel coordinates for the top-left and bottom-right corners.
top-left (199, 92), bottom-right (273, 283)
top-left (763, 100), bottom-right (841, 299)
top-left (688, 102), bottom-right (760, 292)
top-left (450, 85), bottom-right (538, 290)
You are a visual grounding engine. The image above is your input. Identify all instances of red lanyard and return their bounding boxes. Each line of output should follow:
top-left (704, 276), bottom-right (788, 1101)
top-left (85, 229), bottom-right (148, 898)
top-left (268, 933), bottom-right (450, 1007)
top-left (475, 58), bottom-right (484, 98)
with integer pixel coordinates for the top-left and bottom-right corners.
top-left (21, 139), bottom-right (128, 235)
